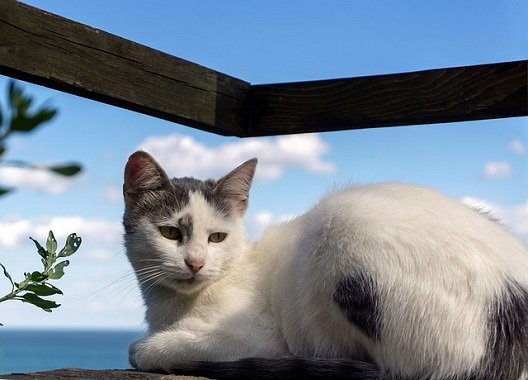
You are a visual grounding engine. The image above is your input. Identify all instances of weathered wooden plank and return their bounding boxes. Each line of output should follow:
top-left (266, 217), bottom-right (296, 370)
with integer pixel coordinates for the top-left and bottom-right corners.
top-left (248, 60), bottom-right (528, 136)
top-left (0, 0), bottom-right (250, 136)
top-left (0, 1), bottom-right (526, 138)
top-left (1, 368), bottom-right (208, 379)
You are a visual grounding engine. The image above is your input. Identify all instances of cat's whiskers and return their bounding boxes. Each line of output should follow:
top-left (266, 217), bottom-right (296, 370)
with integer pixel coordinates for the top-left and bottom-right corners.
top-left (136, 267), bottom-right (165, 285)
top-left (92, 264), bottom-right (165, 304)
top-left (139, 272), bottom-right (170, 297)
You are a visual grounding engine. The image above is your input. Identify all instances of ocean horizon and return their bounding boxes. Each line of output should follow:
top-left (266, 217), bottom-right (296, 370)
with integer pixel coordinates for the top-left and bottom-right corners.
top-left (0, 328), bottom-right (143, 374)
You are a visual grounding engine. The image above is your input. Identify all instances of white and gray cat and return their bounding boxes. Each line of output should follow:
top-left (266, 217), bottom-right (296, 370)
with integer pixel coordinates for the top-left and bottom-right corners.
top-left (123, 150), bottom-right (528, 380)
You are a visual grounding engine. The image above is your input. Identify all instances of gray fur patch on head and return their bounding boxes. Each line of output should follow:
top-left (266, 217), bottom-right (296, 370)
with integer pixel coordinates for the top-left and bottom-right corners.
top-left (123, 152), bottom-right (257, 234)
top-left (177, 213), bottom-right (193, 243)
top-left (124, 176), bottom-right (241, 234)
top-left (171, 177), bottom-right (235, 217)
top-left (123, 184), bottom-right (186, 233)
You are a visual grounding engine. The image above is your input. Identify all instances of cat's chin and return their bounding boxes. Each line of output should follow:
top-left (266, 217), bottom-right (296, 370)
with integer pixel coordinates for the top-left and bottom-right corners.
top-left (164, 277), bottom-right (211, 294)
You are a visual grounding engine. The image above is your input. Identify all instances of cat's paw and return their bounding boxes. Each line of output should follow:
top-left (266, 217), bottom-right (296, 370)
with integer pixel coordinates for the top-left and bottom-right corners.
top-left (128, 333), bottom-right (195, 372)
top-left (128, 339), bottom-right (141, 369)
top-left (128, 338), bottom-right (165, 372)
top-left (129, 329), bottom-right (216, 371)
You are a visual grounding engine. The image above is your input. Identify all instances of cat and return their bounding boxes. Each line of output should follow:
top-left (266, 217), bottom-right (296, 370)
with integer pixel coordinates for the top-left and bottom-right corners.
top-left (123, 150), bottom-right (528, 380)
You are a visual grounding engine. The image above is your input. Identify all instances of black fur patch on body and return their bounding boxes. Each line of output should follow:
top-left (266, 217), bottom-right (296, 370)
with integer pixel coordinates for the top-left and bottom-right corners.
top-left (333, 273), bottom-right (381, 340)
top-left (479, 281), bottom-right (528, 379)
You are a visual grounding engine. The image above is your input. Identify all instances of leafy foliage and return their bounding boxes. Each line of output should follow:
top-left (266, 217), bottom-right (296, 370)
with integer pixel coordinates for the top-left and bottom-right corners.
top-left (0, 81), bottom-right (85, 325)
top-left (0, 231), bottom-right (82, 325)
top-left (0, 80), bottom-right (82, 197)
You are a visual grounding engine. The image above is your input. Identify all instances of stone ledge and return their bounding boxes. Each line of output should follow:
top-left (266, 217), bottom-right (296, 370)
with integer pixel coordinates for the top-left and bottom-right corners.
top-left (0, 369), bottom-right (208, 380)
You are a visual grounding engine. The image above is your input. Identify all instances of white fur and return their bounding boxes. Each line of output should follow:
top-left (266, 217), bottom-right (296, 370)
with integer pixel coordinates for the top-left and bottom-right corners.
top-left (127, 183), bottom-right (528, 378)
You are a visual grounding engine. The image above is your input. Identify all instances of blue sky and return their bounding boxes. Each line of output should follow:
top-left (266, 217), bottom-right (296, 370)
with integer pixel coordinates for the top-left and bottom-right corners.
top-left (0, 1), bottom-right (526, 329)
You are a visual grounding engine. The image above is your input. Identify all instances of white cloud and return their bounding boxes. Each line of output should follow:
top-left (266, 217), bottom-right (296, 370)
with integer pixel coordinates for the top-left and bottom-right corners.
top-left (0, 218), bottom-right (33, 248)
top-left (0, 166), bottom-right (77, 194)
top-left (247, 211), bottom-right (297, 240)
top-left (138, 133), bottom-right (336, 181)
top-left (509, 139), bottom-right (526, 155)
top-left (0, 216), bottom-right (122, 248)
top-left (462, 197), bottom-right (528, 244)
top-left (483, 161), bottom-right (512, 180)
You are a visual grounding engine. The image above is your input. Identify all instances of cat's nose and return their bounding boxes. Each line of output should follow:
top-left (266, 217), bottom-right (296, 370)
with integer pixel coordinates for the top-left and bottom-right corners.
top-left (185, 258), bottom-right (204, 274)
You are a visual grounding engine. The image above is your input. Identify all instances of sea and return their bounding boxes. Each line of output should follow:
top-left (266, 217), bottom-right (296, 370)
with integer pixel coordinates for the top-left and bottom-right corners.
top-left (0, 329), bottom-right (142, 374)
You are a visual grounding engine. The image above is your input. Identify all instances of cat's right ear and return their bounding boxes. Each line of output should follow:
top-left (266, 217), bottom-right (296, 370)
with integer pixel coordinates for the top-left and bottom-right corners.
top-left (214, 158), bottom-right (258, 215)
top-left (123, 151), bottom-right (170, 203)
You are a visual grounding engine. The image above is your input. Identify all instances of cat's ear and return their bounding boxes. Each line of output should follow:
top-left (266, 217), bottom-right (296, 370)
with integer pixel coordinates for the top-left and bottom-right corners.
top-left (123, 151), bottom-right (170, 202)
top-left (214, 158), bottom-right (258, 215)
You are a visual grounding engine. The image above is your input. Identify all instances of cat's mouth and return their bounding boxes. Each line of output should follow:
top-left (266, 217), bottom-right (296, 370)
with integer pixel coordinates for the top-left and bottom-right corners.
top-left (176, 277), bottom-right (196, 284)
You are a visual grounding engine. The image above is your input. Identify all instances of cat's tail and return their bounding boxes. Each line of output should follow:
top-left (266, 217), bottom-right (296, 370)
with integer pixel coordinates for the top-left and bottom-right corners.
top-left (166, 356), bottom-right (384, 380)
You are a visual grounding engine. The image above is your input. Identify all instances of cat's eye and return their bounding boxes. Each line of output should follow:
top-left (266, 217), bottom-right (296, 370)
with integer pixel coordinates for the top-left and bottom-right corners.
top-left (208, 232), bottom-right (227, 243)
top-left (159, 226), bottom-right (182, 241)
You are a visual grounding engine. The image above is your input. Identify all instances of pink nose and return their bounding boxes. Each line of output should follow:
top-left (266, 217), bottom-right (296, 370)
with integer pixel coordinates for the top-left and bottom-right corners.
top-left (185, 259), bottom-right (204, 274)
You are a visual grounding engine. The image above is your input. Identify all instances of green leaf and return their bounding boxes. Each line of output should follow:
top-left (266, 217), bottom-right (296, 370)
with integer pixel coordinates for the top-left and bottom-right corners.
top-left (0, 262), bottom-right (14, 291)
top-left (24, 283), bottom-right (63, 296)
top-left (0, 186), bottom-right (13, 197)
top-left (29, 271), bottom-right (48, 282)
top-left (48, 260), bottom-right (69, 280)
top-left (20, 293), bottom-right (60, 311)
top-left (48, 164), bottom-right (82, 177)
top-left (58, 234), bottom-right (82, 257)
top-left (9, 108), bottom-right (57, 133)
top-left (46, 231), bottom-right (58, 255)
top-left (8, 80), bottom-right (22, 109)
top-left (29, 237), bottom-right (48, 260)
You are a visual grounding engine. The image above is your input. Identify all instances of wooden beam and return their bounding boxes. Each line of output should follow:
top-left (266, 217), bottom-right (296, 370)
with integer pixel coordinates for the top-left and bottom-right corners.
top-left (248, 60), bottom-right (528, 136)
top-left (0, 1), bottom-right (526, 138)
top-left (0, 0), bottom-right (250, 136)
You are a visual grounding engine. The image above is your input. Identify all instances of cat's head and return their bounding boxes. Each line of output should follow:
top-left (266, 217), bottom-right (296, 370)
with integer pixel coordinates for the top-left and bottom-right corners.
top-left (123, 151), bottom-right (257, 295)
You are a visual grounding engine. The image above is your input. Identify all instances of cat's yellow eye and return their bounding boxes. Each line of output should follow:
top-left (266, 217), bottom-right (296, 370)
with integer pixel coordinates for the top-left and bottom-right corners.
top-left (208, 232), bottom-right (227, 243)
top-left (159, 226), bottom-right (182, 241)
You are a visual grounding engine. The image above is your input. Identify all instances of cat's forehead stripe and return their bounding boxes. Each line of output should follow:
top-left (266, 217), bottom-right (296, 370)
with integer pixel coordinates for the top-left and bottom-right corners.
top-left (177, 213), bottom-right (193, 243)
top-left (171, 177), bottom-right (232, 217)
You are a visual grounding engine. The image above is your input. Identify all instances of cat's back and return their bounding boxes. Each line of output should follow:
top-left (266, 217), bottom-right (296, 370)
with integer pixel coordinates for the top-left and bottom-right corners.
top-left (268, 182), bottom-right (528, 291)
top-left (302, 182), bottom-right (528, 297)
top-left (309, 182), bottom-right (526, 262)
top-left (267, 182), bottom-right (528, 378)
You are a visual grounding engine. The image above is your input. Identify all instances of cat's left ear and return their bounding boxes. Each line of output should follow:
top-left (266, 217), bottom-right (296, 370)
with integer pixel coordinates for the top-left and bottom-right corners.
top-left (214, 158), bottom-right (258, 215)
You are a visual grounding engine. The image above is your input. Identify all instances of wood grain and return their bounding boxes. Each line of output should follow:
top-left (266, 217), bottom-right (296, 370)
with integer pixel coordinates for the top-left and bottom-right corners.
top-left (0, 0), bottom-right (250, 136)
top-left (0, 1), bottom-right (526, 137)
top-left (248, 61), bottom-right (527, 136)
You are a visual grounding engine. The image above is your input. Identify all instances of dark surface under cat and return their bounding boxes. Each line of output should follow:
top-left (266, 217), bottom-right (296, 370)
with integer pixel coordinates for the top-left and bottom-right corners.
top-left (1, 368), bottom-right (208, 379)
